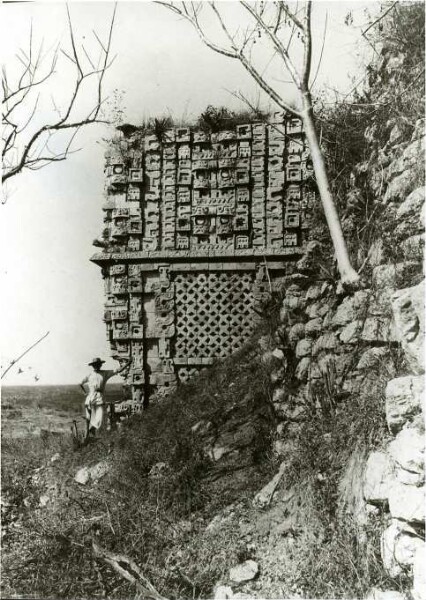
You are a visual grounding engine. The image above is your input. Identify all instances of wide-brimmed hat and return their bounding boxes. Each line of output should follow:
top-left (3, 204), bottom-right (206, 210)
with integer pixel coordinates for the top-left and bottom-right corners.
top-left (88, 357), bottom-right (105, 366)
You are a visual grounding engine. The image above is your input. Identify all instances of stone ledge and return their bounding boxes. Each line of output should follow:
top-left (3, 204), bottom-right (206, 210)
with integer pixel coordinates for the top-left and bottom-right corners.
top-left (91, 247), bottom-right (303, 265)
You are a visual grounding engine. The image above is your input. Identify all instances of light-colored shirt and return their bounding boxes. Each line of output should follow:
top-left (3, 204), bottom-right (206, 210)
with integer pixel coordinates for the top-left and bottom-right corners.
top-left (81, 369), bottom-right (118, 406)
top-left (81, 369), bottom-right (116, 394)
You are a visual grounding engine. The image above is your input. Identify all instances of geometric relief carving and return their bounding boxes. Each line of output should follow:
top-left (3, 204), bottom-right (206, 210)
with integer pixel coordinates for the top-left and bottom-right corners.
top-left (97, 116), bottom-right (314, 400)
top-left (177, 366), bottom-right (200, 383)
top-left (174, 271), bottom-right (255, 359)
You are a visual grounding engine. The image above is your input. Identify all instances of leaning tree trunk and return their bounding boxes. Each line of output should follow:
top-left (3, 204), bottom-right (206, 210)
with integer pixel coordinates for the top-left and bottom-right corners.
top-left (301, 89), bottom-right (360, 285)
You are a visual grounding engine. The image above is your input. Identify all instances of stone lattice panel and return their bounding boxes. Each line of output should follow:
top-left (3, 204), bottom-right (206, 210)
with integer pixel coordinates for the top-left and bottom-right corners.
top-left (177, 366), bottom-right (200, 383)
top-left (174, 271), bottom-right (255, 359)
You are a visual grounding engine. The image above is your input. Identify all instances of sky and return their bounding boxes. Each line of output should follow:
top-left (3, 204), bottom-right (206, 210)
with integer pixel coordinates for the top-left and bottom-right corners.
top-left (0, 0), bottom-right (380, 385)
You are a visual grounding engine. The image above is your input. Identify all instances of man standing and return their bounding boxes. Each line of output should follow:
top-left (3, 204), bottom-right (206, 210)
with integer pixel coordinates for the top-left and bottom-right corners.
top-left (80, 357), bottom-right (131, 440)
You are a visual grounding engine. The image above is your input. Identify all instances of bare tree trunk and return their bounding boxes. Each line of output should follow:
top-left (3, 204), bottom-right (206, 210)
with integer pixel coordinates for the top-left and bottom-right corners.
top-left (301, 90), bottom-right (360, 285)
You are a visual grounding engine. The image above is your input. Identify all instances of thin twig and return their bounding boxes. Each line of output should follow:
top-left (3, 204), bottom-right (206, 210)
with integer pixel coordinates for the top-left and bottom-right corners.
top-left (1, 331), bottom-right (50, 379)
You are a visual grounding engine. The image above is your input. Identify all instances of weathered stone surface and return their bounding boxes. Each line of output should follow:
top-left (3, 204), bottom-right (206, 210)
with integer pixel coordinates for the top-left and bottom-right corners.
top-left (412, 544), bottom-right (426, 600)
top-left (304, 318), bottom-right (322, 338)
top-left (305, 285), bottom-right (322, 301)
top-left (272, 387), bottom-right (286, 404)
top-left (364, 451), bottom-right (392, 505)
top-left (270, 367), bottom-right (285, 384)
top-left (295, 339), bottom-right (312, 358)
top-left (192, 420), bottom-right (213, 436)
top-left (388, 482), bottom-right (425, 523)
top-left (272, 348), bottom-right (285, 361)
top-left (288, 323), bottom-right (305, 343)
top-left (394, 532), bottom-right (424, 567)
top-left (282, 294), bottom-right (306, 311)
top-left (392, 282), bottom-right (425, 374)
top-left (387, 140), bottom-right (424, 180)
top-left (395, 469), bottom-right (425, 487)
top-left (368, 292), bottom-right (392, 316)
top-left (384, 170), bottom-right (417, 204)
top-left (90, 461), bottom-right (109, 482)
top-left (411, 118), bottom-right (424, 142)
top-left (321, 282), bottom-right (332, 296)
top-left (214, 585), bottom-right (234, 599)
top-left (356, 347), bottom-right (390, 371)
top-left (380, 519), bottom-right (424, 576)
top-left (381, 522), bottom-right (404, 577)
top-left (395, 187), bottom-right (425, 239)
top-left (361, 316), bottom-right (397, 343)
top-left (365, 588), bottom-right (406, 600)
top-left (386, 376), bottom-right (424, 433)
top-left (295, 357), bottom-right (311, 381)
top-left (258, 336), bottom-right (271, 352)
top-left (149, 462), bottom-right (168, 477)
top-left (372, 262), bottom-right (420, 291)
top-left (368, 239), bottom-right (386, 267)
top-left (296, 241), bottom-right (323, 272)
top-left (401, 234), bottom-right (424, 262)
top-left (229, 560), bottom-right (259, 583)
top-left (312, 333), bottom-right (339, 356)
top-left (279, 306), bottom-right (289, 323)
top-left (209, 445), bottom-right (232, 462)
top-left (306, 301), bottom-right (329, 319)
top-left (334, 354), bottom-right (353, 376)
top-left (253, 462), bottom-right (285, 508)
top-left (340, 320), bottom-right (362, 344)
top-left (331, 290), bottom-right (370, 327)
top-left (74, 467), bottom-right (90, 485)
top-left (39, 494), bottom-right (50, 507)
top-left (286, 283), bottom-right (303, 296)
top-left (261, 351), bottom-right (281, 367)
top-left (388, 428), bottom-right (424, 476)
top-left (389, 120), bottom-right (406, 144)
top-left (280, 404), bottom-right (306, 422)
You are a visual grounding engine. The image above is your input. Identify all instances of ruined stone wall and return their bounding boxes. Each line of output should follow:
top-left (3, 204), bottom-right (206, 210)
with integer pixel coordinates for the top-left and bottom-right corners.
top-left (92, 113), bottom-right (316, 403)
top-left (263, 197), bottom-right (424, 598)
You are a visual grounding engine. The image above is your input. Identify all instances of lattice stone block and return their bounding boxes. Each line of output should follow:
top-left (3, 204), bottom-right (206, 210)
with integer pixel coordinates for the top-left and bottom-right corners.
top-left (177, 366), bottom-right (200, 383)
top-left (174, 271), bottom-right (256, 359)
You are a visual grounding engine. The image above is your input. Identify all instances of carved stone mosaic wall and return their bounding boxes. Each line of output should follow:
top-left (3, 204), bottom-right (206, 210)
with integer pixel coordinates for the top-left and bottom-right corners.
top-left (92, 112), bottom-right (315, 401)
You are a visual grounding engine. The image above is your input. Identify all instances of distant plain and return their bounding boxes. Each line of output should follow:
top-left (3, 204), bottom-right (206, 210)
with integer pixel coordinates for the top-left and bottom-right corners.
top-left (1, 384), bottom-right (124, 438)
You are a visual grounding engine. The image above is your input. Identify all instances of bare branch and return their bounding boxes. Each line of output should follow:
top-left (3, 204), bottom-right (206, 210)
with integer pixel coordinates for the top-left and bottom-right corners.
top-left (240, 0), bottom-right (301, 88)
top-left (82, 44), bottom-right (96, 70)
top-left (60, 48), bottom-right (77, 65)
top-left (92, 29), bottom-right (107, 54)
top-left (2, 123), bottom-right (18, 159)
top-left (273, 2), bottom-right (283, 34)
top-left (2, 5), bottom-right (116, 186)
top-left (310, 9), bottom-right (327, 90)
top-left (92, 540), bottom-right (168, 600)
top-left (301, 1), bottom-right (312, 88)
top-left (16, 21), bottom-right (33, 90)
top-left (277, 1), bottom-right (304, 31)
top-left (93, 3), bottom-right (117, 121)
top-left (154, 1), bottom-right (239, 58)
top-left (209, 2), bottom-right (238, 52)
top-left (16, 93), bottom-right (40, 134)
top-left (238, 50), bottom-right (300, 115)
top-left (3, 53), bottom-right (57, 106)
top-left (1, 331), bottom-right (50, 380)
top-left (66, 4), bottom-right (83, 79)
